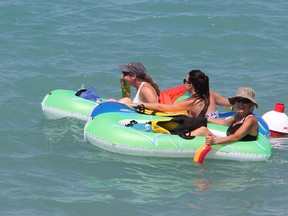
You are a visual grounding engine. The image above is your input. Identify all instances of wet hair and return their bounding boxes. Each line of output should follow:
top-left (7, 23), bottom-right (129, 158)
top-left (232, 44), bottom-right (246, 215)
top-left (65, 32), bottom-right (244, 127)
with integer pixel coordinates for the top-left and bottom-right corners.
top-left (187, 70), bottom-right (210, 117)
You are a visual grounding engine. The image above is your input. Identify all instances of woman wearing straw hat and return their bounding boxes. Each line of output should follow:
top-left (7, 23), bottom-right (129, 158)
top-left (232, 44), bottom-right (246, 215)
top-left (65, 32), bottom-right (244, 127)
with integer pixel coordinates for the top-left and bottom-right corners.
top-left (191, 87), bottom-right (259, 144)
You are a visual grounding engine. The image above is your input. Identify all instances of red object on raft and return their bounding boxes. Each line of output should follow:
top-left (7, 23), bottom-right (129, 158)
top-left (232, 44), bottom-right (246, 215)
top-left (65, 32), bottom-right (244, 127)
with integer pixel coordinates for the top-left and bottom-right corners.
top-left (159, 85), bottom-right (186, 104)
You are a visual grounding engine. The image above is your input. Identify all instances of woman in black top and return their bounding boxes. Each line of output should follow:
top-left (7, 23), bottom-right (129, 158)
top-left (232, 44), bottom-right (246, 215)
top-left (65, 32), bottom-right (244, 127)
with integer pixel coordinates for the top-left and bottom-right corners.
top-left (191, 87), bottom-right (259, 145)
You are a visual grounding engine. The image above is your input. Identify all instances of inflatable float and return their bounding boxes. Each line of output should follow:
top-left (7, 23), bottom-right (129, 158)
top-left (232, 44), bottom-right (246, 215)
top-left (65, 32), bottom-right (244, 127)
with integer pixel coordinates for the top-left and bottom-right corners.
top-left (41, 89), bottom-right (103, 121)
top-left (89, 101), bottom-right (270, 138)
top-left (41, 85), bottom-right (187, 121)
top-left (84, 111), bottom-right (271, 161)
top-left (41, 88), bottom-right (270, 137)
top-left (262, 103), bottom-right (288, 137)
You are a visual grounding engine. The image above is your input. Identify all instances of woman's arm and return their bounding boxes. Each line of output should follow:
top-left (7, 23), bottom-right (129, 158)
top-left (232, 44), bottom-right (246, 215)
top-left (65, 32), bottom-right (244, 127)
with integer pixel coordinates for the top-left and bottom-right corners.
top-left (208, 115), bottom-right (234, 126)
top-left (140, 85), bottom-right (159, 103)
top-left (211, 91), bottom-right (231, 106)
top-left (132, 99), bottom-right (191, 113)
top-left (207, 116), bottom-right (257, 145)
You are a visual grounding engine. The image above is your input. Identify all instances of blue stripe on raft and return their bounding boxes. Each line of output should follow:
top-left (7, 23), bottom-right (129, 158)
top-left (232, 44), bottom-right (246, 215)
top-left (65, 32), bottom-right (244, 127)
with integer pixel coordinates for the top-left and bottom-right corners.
top-left (90, 101), bottom-right (135, 117)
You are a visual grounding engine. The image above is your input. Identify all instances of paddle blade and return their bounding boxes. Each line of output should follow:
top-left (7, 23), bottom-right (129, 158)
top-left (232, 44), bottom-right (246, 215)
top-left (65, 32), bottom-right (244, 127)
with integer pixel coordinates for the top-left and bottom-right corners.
top-left (193, 144), bottom-right (212, 164)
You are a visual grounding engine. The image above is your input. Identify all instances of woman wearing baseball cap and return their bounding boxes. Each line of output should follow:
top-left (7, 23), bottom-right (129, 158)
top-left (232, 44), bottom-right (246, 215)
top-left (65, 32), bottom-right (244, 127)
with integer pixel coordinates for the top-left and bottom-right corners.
top-left (108, 62), bottom-right (160, 104)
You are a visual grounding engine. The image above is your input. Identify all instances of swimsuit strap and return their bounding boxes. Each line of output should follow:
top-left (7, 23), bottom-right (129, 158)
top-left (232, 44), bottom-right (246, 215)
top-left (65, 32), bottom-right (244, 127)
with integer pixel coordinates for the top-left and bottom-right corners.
top-left (133, 82), bottom-right (146, 103)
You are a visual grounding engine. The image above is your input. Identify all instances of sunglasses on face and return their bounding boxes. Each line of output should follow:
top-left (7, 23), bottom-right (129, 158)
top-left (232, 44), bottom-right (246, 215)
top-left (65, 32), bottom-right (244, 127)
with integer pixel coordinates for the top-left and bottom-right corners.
top-left (235, 98), bottom-right (251, 104)
top-left (122, 72), bottom-right (131, 77)
top-left (183, 79), bottom-right (191, 84)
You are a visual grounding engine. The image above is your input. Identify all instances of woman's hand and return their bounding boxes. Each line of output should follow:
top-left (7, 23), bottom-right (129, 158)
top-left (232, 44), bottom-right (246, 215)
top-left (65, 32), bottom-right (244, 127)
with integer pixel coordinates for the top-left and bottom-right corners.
top-left (205, 134), bottom-right (215, 145)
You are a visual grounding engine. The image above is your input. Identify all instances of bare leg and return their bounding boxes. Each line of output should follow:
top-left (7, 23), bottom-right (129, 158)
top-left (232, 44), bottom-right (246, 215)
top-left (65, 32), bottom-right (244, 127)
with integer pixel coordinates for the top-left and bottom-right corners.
top-left (105, 98), bottom-right (118, 102)
top-left (188, 126), bottom-right (214, 137)
top-left (118, 97), bottom-right (133, 104)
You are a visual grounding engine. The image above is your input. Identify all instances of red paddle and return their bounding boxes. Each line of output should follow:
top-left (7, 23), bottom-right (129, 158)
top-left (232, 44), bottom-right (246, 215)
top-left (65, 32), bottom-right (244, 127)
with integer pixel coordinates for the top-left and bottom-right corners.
top-left (193, 134), bottom-right (212, 164)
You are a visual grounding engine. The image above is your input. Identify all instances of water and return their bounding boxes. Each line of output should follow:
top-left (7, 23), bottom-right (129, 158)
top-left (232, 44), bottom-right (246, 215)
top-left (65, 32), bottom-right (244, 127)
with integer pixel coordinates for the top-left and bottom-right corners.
top-left (1, 0), bottom-right (288, 215)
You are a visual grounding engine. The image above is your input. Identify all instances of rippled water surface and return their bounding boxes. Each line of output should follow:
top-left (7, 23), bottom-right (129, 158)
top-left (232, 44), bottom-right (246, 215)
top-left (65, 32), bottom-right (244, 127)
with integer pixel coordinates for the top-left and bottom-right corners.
top-left (0, 0), bottom-right (288, 215)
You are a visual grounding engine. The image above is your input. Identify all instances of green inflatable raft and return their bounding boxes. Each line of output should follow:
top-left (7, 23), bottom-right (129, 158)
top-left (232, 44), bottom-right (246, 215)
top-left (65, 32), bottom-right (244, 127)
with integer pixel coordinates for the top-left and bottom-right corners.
top-left (84, 111), bottom-right (272, 161)
top-left (41, 89), bottom-right (103, 121)
top-left (41, 87), bottom-right (187, 121)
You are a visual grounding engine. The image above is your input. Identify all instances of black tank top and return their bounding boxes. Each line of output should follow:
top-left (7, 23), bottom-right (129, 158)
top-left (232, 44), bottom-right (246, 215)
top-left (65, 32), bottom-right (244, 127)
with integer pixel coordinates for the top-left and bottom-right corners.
top-left (227, 114), bottom-right (258, 141)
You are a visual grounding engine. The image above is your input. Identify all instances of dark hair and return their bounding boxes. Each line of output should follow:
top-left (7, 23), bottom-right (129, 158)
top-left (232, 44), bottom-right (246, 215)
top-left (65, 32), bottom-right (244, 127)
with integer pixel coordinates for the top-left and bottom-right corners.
top-left (187, 70), bottom-right (210, 117)
top-left (140, 74), bottom-right (160, 96)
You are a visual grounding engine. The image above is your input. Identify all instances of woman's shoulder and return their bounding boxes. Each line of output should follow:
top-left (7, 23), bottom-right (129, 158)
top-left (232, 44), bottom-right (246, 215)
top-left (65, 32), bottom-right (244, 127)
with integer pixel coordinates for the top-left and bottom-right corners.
top-left (141, 82), bottom-right (157, 92)
top-left (247, 114), bottom-right (258, 122)
top-left (142, 82), bottom-right (154, 88)
top-left (240, 113), bottom-right (258, 125)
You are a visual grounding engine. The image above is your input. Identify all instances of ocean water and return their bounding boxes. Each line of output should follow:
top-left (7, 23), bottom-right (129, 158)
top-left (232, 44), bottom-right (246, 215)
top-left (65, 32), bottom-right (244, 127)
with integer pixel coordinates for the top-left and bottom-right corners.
top-left (1, 0), bottom-right (288, 215)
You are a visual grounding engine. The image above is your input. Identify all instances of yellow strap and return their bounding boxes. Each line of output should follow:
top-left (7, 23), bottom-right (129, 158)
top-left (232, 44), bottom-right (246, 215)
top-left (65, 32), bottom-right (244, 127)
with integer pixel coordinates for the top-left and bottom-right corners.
top-left (136, 108), bottom-right (185, 117)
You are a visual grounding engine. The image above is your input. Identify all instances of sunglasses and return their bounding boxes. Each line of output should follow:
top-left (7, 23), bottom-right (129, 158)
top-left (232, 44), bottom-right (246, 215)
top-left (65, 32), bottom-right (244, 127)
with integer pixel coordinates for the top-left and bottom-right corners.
top-left (235, 98), bottom-right (251, 104)
top-left (183, 79), bottom-right (191, 84)
top-left (122, 72), bottom-right (131, 77)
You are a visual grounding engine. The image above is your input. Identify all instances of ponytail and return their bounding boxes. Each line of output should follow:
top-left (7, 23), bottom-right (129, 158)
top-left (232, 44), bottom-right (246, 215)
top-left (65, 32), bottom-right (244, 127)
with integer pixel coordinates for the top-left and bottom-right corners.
top-left (144, 75), bottom-right (160, 96)
top-left (187, 70), bottom-right (210, 116)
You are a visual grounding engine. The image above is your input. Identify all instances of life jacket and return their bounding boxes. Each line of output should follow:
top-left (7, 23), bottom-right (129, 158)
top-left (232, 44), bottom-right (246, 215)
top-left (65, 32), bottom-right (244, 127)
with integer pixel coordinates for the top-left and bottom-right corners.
top-left (149, 115), bottom-right (207, 138)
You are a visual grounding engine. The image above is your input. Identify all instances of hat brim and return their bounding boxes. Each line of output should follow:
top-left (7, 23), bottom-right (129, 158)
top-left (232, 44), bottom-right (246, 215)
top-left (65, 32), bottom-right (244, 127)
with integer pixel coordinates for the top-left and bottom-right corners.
top-left (119, 65), bottom-right (131, 73)
top-left (228, 97), bottom-right (258, 108)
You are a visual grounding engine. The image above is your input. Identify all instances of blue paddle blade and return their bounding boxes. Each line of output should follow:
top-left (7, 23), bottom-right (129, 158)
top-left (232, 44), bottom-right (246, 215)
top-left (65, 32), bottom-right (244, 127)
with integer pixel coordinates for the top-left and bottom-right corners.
top-left (90, 101), bottom-right (135, 118)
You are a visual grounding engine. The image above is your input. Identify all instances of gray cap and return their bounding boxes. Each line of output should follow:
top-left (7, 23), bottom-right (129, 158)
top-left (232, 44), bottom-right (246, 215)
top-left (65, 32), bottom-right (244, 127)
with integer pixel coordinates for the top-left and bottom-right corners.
top-left (119, 62), bottom-right (146, 79)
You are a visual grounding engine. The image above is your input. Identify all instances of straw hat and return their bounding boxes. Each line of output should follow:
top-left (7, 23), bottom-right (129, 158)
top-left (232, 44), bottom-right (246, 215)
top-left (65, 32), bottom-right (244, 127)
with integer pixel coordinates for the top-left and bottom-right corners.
top-left (228, 87), bottom-right (258, 108)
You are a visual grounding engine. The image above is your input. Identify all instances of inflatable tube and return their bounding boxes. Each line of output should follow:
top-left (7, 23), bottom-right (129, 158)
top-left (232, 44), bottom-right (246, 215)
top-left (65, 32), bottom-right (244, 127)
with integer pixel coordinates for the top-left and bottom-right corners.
top-left (41, 87), bottom-right (187, 121)
top-left (41, 89), bottom-right (270, 138)
top-left (90, 103), bottom-right (270, 138)
top-left (84, 112), bottom-right (271, 161)
top-left (41, 89), bottom-right (102, 121)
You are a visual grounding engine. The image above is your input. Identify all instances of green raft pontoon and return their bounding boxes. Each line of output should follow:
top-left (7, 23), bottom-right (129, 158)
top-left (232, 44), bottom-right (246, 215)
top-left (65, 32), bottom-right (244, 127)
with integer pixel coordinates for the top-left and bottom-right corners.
top-left (84, 112), bottom-right (272, 161)
top-left (41, 89), bottom-right (103, 121)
